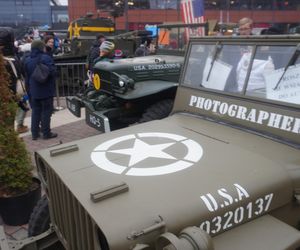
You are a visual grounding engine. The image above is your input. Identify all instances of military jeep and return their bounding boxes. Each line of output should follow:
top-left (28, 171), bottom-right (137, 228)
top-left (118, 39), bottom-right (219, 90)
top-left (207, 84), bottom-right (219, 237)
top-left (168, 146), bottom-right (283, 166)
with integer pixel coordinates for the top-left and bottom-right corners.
top-left (3, 35), bottom-right (300, 250)
top-left (66, 22), bottom-right (208, 132)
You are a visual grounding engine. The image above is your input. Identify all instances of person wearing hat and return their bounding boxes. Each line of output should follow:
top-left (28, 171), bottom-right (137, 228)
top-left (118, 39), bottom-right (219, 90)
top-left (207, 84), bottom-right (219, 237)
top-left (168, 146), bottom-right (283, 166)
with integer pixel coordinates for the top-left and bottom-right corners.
top-left (93, 40), bottom-right (115, 65)
top-left (86, 33), bottom-right (106, 71)
top-left (24, 40), bottom-right (57, 140)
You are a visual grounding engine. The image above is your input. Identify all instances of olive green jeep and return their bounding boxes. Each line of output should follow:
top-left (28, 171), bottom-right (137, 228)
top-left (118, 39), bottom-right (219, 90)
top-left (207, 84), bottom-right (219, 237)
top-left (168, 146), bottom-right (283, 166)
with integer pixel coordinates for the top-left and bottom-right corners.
top-left (66, 23), bottom-right (208, 132)
top-left (2, 35), bottom-right (300, 250)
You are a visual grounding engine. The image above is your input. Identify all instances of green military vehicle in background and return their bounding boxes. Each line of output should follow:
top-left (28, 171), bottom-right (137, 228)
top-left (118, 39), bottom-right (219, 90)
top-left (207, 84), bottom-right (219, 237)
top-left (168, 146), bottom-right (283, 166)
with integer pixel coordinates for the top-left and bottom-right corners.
top-left (2, 34), bottom-right (299, 250)
top-left (66, 22), bottom-right (208, 132)
top-left (52, 15), bottom-right (155, 99)
top-left (56, 14), bottom-right (153, 62)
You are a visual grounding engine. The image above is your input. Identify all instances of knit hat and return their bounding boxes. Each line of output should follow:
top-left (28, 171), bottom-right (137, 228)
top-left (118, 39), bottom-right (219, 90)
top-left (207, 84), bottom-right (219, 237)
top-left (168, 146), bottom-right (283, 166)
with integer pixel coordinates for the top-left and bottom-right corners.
top-left (114, 49), bottom-right (123, 58)
top-left (31, 40), bottom-right (45, 51)
top-left (96, 33), bottom-right (105, 40)
top-left (100, 41), bottom-right (115, 53)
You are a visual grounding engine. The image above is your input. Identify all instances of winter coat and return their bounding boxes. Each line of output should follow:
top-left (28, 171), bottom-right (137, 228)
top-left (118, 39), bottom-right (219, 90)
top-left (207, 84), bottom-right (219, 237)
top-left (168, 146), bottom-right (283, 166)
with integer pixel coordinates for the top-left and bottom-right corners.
top-left (87, 39), bottom-right (101, 70)
top-left (4, 56), bottom-right (21, 94)
top-left (24, 48), bottom-right (56, 99)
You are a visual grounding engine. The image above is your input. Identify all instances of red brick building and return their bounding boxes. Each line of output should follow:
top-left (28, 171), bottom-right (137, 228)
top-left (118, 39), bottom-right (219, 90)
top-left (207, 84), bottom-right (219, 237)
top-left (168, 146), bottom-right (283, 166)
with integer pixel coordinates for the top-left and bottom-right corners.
top-left (68, 0), bottom-right (300, 31)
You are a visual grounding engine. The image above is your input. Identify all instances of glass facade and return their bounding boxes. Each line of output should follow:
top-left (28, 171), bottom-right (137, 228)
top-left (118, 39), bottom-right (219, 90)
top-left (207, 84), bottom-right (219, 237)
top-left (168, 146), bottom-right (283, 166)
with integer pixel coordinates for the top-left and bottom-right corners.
top-left (96, 0), bottom-right (178, 10)
top-left (95, 0), bottom-right (299, 11)
top-left (205, 0), bottom-right (300, 10)
top-left (129, 0), bottom-right (299, 10)
top-left (0, 0), bottom-right (51, 26)
top-left (149, 0), bottom-right (177, 9)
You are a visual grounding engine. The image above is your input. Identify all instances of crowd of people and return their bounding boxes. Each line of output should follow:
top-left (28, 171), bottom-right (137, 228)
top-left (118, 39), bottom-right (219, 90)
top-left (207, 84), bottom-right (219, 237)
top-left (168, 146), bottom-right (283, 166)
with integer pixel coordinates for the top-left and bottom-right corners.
top-left (2, 30), bottom-right (133, 140)
top-left (2, 30), bottom-right (60, 139)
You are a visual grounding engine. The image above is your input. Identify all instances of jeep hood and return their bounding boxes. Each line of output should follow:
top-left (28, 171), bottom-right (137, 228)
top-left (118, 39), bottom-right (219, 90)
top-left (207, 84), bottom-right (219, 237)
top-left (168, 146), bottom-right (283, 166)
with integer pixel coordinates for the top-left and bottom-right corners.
top-left (36, 113), bottom-right (299, 249)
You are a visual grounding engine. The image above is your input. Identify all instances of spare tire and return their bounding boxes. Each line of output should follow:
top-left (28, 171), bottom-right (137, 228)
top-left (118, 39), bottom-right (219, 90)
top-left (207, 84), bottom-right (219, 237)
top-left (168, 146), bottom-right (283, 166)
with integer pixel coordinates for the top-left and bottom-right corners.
top-left (0, 27), bottom-right (14, 56)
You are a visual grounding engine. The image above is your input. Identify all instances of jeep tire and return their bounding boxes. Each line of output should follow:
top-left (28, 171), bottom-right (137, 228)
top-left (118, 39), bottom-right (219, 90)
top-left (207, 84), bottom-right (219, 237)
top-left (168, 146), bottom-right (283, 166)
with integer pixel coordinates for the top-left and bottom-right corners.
top-left (28, 195), bottom-right (50, 237)
top-left (139, 99), bottom-right (173, 123)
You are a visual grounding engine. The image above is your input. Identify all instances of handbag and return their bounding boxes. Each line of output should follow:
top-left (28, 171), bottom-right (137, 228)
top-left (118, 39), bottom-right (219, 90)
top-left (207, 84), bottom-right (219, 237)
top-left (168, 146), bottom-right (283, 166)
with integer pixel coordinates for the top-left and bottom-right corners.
top-left (31, 56), bottom-right (50, 83)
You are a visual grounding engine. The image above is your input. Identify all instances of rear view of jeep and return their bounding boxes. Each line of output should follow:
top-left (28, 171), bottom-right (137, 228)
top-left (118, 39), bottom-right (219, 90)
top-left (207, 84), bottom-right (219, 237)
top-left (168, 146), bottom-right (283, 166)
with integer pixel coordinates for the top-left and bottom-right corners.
top-left (34, 35), bottom-right (300, 250)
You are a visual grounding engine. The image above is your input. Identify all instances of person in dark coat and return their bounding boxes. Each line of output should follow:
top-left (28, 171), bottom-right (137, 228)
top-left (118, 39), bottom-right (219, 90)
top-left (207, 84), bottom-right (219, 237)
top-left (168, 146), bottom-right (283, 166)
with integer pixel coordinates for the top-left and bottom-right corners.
top-left (24, 40), bottom-right (57, 140)
top-left (86, 33), bottom-right (106, 70)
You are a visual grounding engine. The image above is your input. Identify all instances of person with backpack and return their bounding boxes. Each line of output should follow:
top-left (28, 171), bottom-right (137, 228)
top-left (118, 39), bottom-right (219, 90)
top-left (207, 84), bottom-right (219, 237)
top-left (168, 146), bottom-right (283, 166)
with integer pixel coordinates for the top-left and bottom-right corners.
top-left (24, 40), bottom-right (57, 140)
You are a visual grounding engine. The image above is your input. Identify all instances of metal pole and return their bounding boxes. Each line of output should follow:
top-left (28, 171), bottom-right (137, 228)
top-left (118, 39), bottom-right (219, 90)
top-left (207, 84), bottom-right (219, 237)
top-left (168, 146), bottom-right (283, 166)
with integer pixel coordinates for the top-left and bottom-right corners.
top-left (125, 0), bottom-right (129, 32)
top-left (226, 0), bottom-right (229, 23)
top-left (177, 0), bottom-right (181, 21)
top-left (54, 69), bottom-right (64, 111)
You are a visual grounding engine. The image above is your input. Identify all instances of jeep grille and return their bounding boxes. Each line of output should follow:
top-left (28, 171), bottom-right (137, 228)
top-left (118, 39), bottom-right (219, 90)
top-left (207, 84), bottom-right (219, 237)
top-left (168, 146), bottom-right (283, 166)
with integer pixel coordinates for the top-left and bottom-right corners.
top-left (46, 166), bottom-right (107, 250)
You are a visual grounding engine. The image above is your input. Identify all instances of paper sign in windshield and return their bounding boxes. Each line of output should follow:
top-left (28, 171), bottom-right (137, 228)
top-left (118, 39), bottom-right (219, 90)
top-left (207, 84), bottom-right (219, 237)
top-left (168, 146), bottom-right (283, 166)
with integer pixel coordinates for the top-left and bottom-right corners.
top-left (237, 54), bottom-right (274, 92)
top-left (265, 64), bottom-right (300, 105)
top-left (202, 57), bottom-right (232, 91)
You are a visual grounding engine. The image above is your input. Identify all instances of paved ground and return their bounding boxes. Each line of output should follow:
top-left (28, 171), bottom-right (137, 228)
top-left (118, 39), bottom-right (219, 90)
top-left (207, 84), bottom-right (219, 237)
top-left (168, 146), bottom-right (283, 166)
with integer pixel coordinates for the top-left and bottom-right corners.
top-left (0, 98), bottom-right (100, 242)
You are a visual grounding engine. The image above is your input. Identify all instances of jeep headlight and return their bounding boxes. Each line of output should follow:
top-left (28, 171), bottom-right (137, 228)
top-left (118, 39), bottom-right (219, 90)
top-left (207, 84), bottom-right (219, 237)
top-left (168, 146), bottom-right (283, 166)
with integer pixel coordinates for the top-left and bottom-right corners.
top-left (118, 74), bottom-right (134, 87)
top-left (118, 79), bottom-right (125, 87)
top-left (112, 73), bottom-right (135, 93)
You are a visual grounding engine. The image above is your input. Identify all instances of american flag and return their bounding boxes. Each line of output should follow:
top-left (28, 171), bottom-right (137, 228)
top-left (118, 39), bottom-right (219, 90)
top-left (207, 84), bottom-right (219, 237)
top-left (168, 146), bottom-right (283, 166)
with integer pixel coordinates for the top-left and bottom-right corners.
top-left (181, 0), bottom-right (205, 37)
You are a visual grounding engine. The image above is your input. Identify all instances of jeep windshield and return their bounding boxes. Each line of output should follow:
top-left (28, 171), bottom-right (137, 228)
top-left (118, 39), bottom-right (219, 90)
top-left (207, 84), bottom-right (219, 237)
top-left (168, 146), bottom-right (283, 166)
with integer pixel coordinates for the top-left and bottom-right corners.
top-left (156, 22), bottom-right (207, 55)
top-left (177, 36), bottom-right (300, 146)
top-left (183, 37), bottom-right (300, 106)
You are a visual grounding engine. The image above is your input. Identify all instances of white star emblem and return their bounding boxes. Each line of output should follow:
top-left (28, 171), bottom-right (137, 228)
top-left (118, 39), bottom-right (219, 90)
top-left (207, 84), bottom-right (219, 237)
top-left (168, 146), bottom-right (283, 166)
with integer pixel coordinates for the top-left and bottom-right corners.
top-left (108, 138), bottom-right (176, 166)
top-left (91, 133), bottom-right (204, 176)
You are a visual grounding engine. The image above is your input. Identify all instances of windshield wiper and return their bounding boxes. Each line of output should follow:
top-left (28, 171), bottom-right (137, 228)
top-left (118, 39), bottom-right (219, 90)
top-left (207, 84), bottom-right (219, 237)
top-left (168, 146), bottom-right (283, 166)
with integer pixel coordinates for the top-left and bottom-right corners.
top-left (273, 43), bottom-right (300, 90)
top-left (206, 42), bottom-right (223, 81)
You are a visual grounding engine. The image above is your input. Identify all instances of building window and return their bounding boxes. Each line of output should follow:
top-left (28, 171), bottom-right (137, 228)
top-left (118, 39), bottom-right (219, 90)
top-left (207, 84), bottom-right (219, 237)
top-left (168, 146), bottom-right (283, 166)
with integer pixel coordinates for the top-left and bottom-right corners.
top-left (15, 0), bottom-right (32, 5)
top-left (149, 0), bottom-right (178, 10)
top-left (252, 0), bottom-right (273, 10)
top-left (204, 0), bottom-right (300, 10)
top-left (274, 0), bottom-right (299, 10)
top-left (129, 0), bottom-right (150, 9)
top-left (204, 0), bottom-right (222, 10)
top-left (228, 0), bottom-right (240, 10)
top-left (239, 0), bottom-right (252, 9)
top-left (205, 0), bottom-right (239, 10)
top-left (95, 0), bottom-right (114, 11)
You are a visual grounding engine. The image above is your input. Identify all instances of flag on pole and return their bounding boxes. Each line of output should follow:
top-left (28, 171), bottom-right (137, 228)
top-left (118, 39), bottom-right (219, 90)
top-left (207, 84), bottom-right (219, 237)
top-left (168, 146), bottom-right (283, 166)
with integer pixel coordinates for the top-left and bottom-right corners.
top-left (181, 0), bottom-right (205, 37)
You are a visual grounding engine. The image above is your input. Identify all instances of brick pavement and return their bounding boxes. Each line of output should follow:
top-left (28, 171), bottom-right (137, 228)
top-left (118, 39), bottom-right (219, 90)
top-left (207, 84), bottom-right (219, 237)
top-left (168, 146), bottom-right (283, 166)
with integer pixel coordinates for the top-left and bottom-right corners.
top-left (23, 119), bottom-right (100, 169)
top-left (1, 101), bottom-right (101, 243)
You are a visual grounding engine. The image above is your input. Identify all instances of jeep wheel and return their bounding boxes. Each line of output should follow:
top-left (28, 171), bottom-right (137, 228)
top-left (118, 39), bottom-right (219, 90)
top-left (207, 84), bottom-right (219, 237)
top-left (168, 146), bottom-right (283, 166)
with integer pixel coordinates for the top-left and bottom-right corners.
top-left (139, 99), bottom-right (173, 123)
top-left (29, 196), bottom-right (65, 249)
top-left (28, 195), bottom-right (50, 237)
